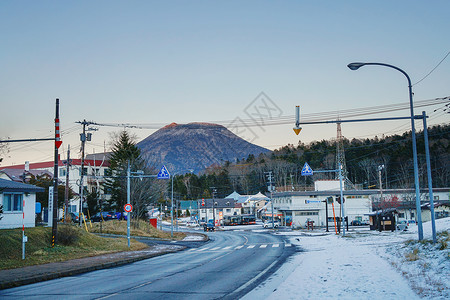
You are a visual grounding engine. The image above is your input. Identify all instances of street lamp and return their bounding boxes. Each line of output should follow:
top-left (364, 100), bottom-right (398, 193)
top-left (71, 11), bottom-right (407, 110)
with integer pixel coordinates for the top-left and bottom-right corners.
top-left (171, 169), bottom-right (193, 238)
top-left (347, 62), bottom-right (424, 240)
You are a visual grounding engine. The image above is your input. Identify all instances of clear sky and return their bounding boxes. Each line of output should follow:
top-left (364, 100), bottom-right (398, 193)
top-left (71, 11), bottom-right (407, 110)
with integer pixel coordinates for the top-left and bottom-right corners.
top-left (1, 0), bottom-right (449, 166)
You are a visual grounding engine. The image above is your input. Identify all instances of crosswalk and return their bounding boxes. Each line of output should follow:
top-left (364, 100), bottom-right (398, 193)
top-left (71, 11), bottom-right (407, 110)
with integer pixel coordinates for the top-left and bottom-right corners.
top-left (187, 243), bottom-right (292, 252)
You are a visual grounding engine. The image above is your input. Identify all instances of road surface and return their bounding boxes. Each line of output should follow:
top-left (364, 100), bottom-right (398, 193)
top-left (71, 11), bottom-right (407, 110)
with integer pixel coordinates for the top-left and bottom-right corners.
top-left (1, 229), bottom-right (296, 299)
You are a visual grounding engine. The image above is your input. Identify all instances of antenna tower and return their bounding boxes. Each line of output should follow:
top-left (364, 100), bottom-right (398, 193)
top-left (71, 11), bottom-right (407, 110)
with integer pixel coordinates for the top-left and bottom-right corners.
top-left (335, 122), bottom-right (355, 190)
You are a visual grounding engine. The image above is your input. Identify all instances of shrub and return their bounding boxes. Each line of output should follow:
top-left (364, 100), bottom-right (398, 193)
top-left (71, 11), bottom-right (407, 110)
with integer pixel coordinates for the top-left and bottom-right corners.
top-left (57, 225), bottom-right (81, 246)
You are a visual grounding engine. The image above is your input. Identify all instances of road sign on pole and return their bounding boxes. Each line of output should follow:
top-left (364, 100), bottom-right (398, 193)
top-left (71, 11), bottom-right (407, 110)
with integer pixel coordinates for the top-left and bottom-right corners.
top-left (124, 204), bottom-right (133, 212)
top-left (157, 165), bottom-right (170, 179)
top-left (301, 162), bottom-right (314, 176)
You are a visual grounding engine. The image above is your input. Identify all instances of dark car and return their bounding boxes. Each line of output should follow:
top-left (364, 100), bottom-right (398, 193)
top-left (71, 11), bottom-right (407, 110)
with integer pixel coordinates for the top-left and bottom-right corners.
top-left (203, 221), bottom-right (215, 232)
top-left (91, 211), bottom-right (117, 222)
top-left (350, 220), bottom-right (362, 226)
top-left (60, 212), bottom-right (79, 223)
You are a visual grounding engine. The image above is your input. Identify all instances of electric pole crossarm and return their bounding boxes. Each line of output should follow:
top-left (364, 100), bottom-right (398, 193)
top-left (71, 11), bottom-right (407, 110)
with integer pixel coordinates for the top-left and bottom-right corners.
top-left (0, 138), bottom-right (55, 143)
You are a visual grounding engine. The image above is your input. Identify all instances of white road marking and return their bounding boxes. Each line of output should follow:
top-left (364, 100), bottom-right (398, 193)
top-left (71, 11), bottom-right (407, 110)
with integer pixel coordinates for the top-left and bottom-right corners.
top-left (260, 244), bottom-right (267, 248)
top-left (272, 243), bottom-right (279, 247)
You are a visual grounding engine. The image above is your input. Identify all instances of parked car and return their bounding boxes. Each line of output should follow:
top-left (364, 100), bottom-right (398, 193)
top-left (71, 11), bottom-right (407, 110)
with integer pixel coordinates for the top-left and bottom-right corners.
top-left (263, 220), bottom-right (279, 228)
top-left (350, 220), bottom-right (362, 226)
top-left (396, 220), bottom-right (409, 231)
top-left (91, 211), bottom-right (117, 222)
top-left (115, 212), bottom-right (128, 220)
top-left (60, 212), bottom-right (79, 223)
top-left (406, 220), bottom-right (416, 225)
top-left (186, 221), bottom-right (199, 227)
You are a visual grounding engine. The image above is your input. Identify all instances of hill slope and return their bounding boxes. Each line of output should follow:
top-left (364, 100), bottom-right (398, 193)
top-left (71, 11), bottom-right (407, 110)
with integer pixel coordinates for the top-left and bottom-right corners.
top-left (137, 122), bottom-right (270, 174)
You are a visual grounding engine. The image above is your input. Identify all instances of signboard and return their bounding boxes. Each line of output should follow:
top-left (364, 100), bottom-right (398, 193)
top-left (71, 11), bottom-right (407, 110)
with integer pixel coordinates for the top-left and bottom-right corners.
top-left (157, 165), bottom-right (170, 179)
top-left (48, 186), bottom-right (54, 227)
top-left (301, 162), bottom-right (313, 176)
top-left (124, 204), bottom-right (133, 212)
top-left (306, 200), bottom-right (322, 204)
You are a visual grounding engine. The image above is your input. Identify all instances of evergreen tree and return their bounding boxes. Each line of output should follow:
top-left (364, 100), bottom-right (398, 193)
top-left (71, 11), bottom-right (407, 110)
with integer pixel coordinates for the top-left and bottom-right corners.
top-left (104, 131), bottom-right (142, 214)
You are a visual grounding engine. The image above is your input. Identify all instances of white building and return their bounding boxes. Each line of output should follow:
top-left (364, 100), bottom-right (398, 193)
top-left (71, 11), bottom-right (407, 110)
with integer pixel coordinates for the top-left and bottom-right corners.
top-left (0, 154), bottom-right (110, 215)
top-left (273, 180), bottom-right (376, 227)
top-left (0, 178), bottom-right (44, 229)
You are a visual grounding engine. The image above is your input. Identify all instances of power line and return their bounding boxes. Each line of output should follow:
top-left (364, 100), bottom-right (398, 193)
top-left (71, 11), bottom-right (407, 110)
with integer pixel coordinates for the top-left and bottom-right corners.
top-left (89, 96), bottom-right (449, 130)
top-left (413, 50), bottom-right (450, 86)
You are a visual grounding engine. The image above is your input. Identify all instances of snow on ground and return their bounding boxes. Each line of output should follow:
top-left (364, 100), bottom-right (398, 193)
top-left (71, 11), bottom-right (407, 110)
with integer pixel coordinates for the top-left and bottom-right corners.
top-left (182, 234), bottom-right (205, 241)
top-left (244, 218), bottom-right (449, 300)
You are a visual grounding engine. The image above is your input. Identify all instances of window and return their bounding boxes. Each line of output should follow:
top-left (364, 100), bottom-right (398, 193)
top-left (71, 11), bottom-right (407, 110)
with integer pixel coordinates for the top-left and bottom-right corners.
top-left (398, 213), bottom-right (405, 218)
top-left (79, 167), bottom-right (87, 176)
top-left (3, 193), bottom-right (23, 212)
top-left (60, 168), bottom-right (66, 177)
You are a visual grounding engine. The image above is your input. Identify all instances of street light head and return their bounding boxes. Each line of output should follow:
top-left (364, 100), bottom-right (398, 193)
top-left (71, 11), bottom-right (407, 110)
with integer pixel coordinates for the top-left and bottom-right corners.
top-left (347, 62), bottom-right (366, 70)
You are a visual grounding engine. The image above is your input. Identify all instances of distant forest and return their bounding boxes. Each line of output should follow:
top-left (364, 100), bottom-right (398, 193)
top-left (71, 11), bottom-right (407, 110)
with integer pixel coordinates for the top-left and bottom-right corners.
top-left (172, 124), bottom-right (450, 200)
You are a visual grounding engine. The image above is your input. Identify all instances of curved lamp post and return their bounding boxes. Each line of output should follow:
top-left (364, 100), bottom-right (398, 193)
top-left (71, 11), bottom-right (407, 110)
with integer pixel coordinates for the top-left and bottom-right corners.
top-left (347, 62), bottom-right (423, 240)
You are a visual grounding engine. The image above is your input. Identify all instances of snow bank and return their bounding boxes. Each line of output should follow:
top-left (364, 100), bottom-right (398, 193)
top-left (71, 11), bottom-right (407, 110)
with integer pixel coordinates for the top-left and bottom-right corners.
top-left (245, 218), bottom-right (450, 299)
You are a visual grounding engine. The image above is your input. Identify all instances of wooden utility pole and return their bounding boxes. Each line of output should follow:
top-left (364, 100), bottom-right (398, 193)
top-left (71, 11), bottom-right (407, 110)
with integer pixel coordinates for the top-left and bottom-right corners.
top-left (64, 145), bottom-right (71, 223)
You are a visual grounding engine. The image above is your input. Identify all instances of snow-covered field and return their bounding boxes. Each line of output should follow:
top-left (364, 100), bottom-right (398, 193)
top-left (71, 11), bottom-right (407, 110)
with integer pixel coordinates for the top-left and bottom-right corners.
top-left (245, 218), bottom-right (450, 300)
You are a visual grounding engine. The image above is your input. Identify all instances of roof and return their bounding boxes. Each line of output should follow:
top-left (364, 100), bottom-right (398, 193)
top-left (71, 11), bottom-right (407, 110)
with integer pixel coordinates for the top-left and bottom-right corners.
top-left (0, 178), bottom-right (45, 193)
top-left (196, 198), bottom-right (236, 209)
top-left (274, 188), bottom-right (450, 198)
top-left (0, 158), bottom-right (109, 170)
top-left (0, 169), bottom-right (53, 182)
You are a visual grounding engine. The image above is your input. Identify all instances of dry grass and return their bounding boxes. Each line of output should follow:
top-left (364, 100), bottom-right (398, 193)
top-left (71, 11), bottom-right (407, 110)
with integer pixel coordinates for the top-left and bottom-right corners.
top-left (405, 248), bottom-right (420, 261)
top-left (0, 224), bottom-right (148, 270)
top-left (89, 219), bottom-right (186, 240)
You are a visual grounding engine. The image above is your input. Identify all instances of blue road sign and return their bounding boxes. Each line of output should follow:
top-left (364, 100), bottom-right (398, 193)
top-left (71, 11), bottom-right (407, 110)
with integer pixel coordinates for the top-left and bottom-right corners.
top-left (301, 162), bottom-right (314, 176)
top-left (157, 165), bottom-right (170, 179)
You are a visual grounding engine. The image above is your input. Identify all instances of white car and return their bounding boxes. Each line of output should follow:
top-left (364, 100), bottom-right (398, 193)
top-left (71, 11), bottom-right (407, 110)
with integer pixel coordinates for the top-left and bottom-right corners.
top-left (186, 221), bottom-right (200, 227)
top-left (263, 221), bottom-right (279, 228)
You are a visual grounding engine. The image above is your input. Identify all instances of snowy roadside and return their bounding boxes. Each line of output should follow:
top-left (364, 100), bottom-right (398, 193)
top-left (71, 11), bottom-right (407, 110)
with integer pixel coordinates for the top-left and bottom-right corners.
top-left (244, 218), bottom-right (449, 300)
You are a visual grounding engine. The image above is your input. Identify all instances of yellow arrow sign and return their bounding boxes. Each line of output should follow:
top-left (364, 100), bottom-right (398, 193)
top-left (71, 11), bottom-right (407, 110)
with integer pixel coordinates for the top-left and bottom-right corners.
top-left (293, 127), bottom-right (302, 135)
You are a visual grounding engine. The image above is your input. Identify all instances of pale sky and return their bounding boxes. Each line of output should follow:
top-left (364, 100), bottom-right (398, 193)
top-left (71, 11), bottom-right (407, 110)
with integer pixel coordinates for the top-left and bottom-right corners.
top-left (1, 1), bottom-right (449, 166)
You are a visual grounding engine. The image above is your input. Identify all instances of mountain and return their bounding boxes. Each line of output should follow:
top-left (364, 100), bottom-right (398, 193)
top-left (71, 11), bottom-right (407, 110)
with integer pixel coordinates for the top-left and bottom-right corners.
top-left (137, 122), bottom-right (270, 174)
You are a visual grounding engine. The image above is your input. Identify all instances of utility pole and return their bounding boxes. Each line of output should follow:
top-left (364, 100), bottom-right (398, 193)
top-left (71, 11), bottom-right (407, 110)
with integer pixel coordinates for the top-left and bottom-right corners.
top-left (265, 171), bottom-right (275, 228)
top-left (64, 145), bottom-right (71, 223)
top-left (378, 165), bottom-right (384, 207)
top-left (51, 99), bottom-right (62, 247)
top-left (76, 120), bottom-right (94, 226)
top-left (211, 187), bottom-right (217, 227)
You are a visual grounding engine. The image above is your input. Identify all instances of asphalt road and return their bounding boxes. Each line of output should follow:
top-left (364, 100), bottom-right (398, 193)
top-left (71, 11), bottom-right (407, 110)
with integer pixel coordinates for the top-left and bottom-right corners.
top-left (0, 229), bottom-right (296, 299)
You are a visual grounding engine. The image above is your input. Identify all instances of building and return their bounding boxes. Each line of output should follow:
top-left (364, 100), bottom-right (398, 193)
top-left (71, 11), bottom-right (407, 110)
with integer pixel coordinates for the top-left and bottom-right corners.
top-left (226, 191), bottom-right (269, 215)
top-left (0, 156), bottom-right (110, 214)
top-left (197, 198), bottom-right (238, 224)
top-left (0, 178), bottom-right (44, 229)
top-left (273, 180), bottom-right (378, 227)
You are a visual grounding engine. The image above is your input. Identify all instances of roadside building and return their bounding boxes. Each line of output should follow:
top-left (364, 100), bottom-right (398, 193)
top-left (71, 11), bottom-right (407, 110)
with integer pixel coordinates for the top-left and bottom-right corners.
top-left (0, 156), bottom-right (110, 215)
top-left (273, 180), bottom-right (377, 228)
top-left (226, 191), bottom-right (269, 215)
top-left (0, 178), bottom-right (44, 229)
top-left (197, 198), bottom-right (237, 224)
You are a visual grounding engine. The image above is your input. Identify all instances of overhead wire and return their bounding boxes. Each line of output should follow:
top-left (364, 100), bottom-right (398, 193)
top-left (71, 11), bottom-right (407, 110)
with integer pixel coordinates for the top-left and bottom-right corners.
top-left (413, 50), bottom-right (450, 86)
